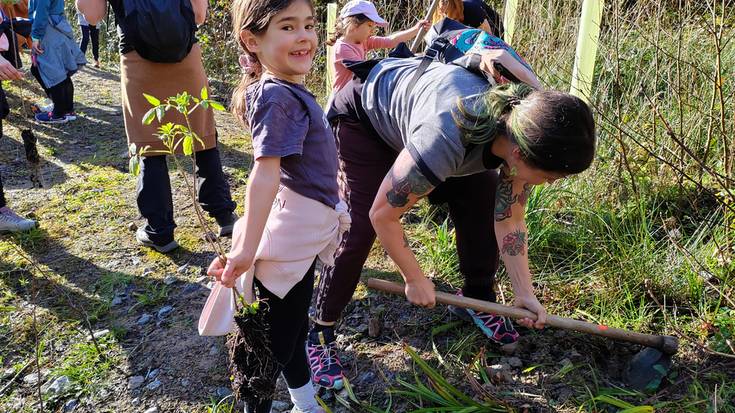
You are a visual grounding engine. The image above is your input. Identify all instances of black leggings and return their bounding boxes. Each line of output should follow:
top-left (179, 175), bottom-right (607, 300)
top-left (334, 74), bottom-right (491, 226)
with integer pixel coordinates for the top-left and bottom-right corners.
top-left (248, 260), bottom-right (315, 413)
top-left (30, 65), bottom-right (74, 117)
top-left (79, 24), bottom-right (99, 61)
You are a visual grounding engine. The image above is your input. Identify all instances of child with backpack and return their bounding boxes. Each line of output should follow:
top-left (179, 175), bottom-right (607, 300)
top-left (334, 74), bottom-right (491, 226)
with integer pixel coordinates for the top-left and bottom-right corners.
top-left (328, 0), bottom-right (429, 92)
top-left (207, 0), bottom-right (347, 411)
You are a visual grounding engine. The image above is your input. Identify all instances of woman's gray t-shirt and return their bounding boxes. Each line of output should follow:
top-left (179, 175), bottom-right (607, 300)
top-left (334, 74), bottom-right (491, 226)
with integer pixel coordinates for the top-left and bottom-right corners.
top-left (361, 58), bottom-right (502, 185)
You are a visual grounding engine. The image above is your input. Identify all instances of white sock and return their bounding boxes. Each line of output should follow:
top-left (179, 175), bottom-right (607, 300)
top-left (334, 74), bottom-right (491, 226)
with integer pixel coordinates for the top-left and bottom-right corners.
top-left (288, 382), bottom-right (318, 411)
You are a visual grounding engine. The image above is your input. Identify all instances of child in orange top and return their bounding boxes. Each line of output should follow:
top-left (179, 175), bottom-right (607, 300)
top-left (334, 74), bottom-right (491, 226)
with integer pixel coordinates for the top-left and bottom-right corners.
top-left (327, 0), bottom-right (429, 91)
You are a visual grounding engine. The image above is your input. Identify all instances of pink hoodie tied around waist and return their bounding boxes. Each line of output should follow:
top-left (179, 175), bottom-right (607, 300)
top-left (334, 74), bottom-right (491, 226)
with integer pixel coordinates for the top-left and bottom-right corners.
top-left (199, 186), bottom-right (350, 336)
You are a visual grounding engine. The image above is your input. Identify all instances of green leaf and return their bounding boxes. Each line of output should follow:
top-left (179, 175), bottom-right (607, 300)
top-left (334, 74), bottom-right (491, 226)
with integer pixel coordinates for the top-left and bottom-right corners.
top-left (522, 365), bottom-right (542, 374)
top-left (200, 87), bottom-right (208, 100)
top-left (619, 407), bottom-right (654, 413)
top-left (156, 106), bottom-right (166, 123)
top-left (158, 123), bottom-right (175, 135)
top-left (404, 345), bottom-right (478, 406)
top-left (128, 156), bottom-right (140, 176)
top-left (183, 134), bottom-right (193, 156)
top-left (592, 395), bottom-right (634, 409)
top-left (209, 101), bottom-right (226, 111)
top-left (553, 361), bottom-right (576, 378)
top-left (200, 100), bottom-right (209, 110)
top-left (142, 108), bottom-right (156, 125)
top-left (143, 93), bottom-right (161, 107)
top-left (128, 143), bottom-right (137, 156)
top-left (175, 92), bottom-right (190, 107)
top-left (431, 321), bottom-right (463, 336)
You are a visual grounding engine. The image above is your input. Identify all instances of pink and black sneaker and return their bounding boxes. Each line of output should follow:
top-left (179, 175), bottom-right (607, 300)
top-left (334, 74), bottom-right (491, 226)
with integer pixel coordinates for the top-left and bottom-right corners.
top-left (307, 327), bottom-right (344, 390)
top-left (449, 291), bottom-right (520, 350)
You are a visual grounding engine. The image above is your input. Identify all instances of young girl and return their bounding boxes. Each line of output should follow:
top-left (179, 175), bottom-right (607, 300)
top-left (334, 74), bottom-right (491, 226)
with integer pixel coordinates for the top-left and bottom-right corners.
top-left (28, 0), bottom-right (86, 123)
top-left (328, 0), bottom-right (429, 92)
top-left (207, 0), bottom-right (346, 412)
top-left (77, 10), bottom-right (99, 67)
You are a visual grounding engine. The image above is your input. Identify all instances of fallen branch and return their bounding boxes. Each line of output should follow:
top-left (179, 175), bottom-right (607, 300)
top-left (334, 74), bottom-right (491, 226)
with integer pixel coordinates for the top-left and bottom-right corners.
top-left (0, 360), bottom-right (32, 396)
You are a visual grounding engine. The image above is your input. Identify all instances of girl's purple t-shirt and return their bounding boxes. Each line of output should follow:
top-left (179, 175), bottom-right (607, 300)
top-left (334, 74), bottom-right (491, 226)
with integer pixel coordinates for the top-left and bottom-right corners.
top-left (245, 77), bottom-right (339, 208)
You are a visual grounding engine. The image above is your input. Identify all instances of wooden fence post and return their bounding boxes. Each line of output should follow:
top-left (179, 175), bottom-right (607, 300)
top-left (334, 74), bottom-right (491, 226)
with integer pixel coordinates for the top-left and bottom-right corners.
top-left (503, 0), bottom-right (519, 45)
top-left (326, 3), bottom-right (338, 96)
top-left (570, 0), bottom-right (604, 102)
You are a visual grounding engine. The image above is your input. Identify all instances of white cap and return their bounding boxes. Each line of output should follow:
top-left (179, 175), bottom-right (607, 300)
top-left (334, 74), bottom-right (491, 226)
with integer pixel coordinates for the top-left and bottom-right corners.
top-left (339, 0), bottom-right (388, 26)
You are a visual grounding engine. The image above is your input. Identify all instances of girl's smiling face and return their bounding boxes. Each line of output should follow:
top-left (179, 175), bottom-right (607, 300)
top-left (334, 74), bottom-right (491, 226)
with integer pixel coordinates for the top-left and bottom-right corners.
top-left (240, 0), bottom-right (317, 84)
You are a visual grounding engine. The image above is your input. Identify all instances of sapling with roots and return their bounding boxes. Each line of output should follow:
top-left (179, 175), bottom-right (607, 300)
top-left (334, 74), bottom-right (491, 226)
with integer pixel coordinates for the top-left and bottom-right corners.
top-left (129, 88), bottom-right (281, 405)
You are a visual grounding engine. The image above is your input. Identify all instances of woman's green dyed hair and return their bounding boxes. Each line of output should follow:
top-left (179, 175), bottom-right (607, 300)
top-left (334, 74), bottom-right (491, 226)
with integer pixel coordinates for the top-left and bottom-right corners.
top-left (454, 83), bottom-right (596, 174)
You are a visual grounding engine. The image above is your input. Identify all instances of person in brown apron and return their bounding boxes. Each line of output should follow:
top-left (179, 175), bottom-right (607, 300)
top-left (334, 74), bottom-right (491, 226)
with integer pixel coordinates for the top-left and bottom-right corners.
top-left (77, 0), bottom-right (237, 252)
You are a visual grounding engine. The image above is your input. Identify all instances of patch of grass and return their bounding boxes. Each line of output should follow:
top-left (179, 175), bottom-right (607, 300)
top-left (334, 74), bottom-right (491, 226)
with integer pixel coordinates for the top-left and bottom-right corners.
top-left (132, 282), bottom-right (169, 309)
top-left (207, 396), bottom-right (236, 413)
top-left (709, 307), bottom-right (735, 354)
top-left (412, 215), bottom-right (460, 288)
top-left (229, 168), bottom-right (250, 185)
top-left (49, 333), bottom-right (120, 400)
top-left (390, 345), bottom-right (510, 412)
top-left (8, 227), bottom-right (48, 251)
top-left (94, 271), bottom-right (133, 300)
top-left (655, 372), bottom-right (735, 413)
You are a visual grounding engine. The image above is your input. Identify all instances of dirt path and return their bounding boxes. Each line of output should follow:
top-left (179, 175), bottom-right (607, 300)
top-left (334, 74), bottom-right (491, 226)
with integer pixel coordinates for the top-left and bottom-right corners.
top-left (0, 64), bottom-right (729, 413)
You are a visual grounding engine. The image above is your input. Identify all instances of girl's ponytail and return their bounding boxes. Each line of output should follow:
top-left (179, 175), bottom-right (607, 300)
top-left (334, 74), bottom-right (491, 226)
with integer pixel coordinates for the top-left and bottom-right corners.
top-left (453, 82), bottom-right (533, 145)
top-left (326, 18), bottom-right (347, 46)
top-left (327, 14), bottom-right (372, 46)
top-left (231, 52), bottom-right (263, 127)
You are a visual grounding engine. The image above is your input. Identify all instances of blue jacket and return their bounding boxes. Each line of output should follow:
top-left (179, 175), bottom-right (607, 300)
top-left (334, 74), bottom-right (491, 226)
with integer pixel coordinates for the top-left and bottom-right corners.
top-left (29, 0), bottom-right (66, 40)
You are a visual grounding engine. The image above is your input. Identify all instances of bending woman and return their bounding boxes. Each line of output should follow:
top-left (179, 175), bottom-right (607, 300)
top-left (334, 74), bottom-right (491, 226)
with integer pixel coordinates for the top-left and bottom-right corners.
top-left (307, 56), bottom-right (595, 389)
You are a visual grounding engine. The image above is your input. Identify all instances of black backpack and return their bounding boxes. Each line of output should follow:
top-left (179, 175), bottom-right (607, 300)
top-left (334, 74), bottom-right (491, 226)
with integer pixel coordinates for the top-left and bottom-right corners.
top-left (122, 0), bottom-right (197, 63)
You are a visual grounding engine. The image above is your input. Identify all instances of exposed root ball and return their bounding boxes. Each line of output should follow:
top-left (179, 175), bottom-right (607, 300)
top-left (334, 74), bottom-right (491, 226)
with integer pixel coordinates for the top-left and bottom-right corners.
top-left (226, 301), bottom-right (281, 406)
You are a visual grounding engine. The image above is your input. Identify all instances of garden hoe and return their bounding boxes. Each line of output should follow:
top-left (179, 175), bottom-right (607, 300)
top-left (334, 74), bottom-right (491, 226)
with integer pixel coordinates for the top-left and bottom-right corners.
top-left (367, 278), bottom-right (678, 391)
top-left (409, 0), bottom-right (440, 52)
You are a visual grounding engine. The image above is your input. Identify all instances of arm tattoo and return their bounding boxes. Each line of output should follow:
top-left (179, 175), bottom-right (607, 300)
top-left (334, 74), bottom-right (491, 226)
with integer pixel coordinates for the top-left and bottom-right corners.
top-left (386, 165), bottom-right (433, 208)
top-left (518, 183), bottom-right (532, 206)
top-left (501, 230), bottom-right (527, 256)
top-left (495, 170), bottom-right (533, 221)
top-left (494, 171), bottom-right (516, 221)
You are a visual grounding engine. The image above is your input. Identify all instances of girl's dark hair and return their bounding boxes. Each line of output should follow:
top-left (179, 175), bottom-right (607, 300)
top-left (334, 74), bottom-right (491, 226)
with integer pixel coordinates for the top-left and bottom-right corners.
top-left (454, 83), bottom-right (596, 174)
top-left (230, 0), bottom-right (315, 126)
top-left (326, 13), bottom-right (372, 46)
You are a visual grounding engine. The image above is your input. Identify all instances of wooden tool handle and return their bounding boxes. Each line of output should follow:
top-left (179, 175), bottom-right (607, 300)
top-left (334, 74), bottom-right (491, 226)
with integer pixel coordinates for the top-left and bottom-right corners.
top-left (367, 278), bottom-right (679, 354)
top-left (409, 0), bottom-right (440, 53)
